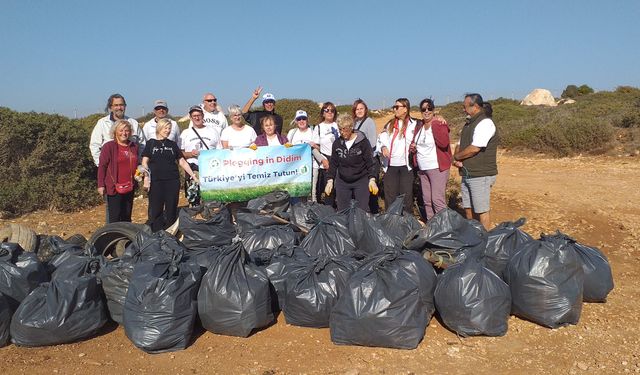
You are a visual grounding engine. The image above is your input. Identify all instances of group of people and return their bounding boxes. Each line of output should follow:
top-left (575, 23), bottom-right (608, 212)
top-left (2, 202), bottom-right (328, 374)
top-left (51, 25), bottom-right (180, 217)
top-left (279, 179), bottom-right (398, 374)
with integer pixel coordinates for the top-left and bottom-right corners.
top-left (91, 87), bottom-right (498, 232)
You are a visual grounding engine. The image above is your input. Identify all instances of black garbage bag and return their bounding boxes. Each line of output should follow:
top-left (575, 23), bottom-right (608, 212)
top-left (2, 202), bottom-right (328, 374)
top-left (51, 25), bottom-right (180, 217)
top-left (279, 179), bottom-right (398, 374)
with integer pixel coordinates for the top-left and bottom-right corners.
top-left (37, 234), bottom-right (87, 264)
top-left (300, 213), bottom-right (356, 257)
top-left (0, 243), bottom-right (49, 309)
top-left (330, 248), bottom-right (437, 349)
top-left (283, 254), bottom-right (359, 328)
top-left (542, 231), bottom-right (613, 303)
top-left (41, 236), bottom-right (86, 275)
top-left (434, 255), bottom-right (511, 337)
top-left (375, 195), bottom-right (423, 247)
top-left (0, 293), bottom-right (10, 347)
top-left (99, 257), bottom-right (136, 324)
top-left (242, 225), bottom-right (303, 255)
top-left (123, 230), bottom-right (186, 263)
top-left (265, 246), bottom-right (313, 310)
top-left (505, 237), bottom-right (583, 328)
top-left (404, 208), bottom-right (486, 251)
top-left (182, 246), bottom-right (223, 272)
top-left (178, 205), bottom-right (236, 250)
top-left (340, 201), bottom-right (393, 255)
top-left (484, 218), bottom-right (533, 279)
top-left (288, 201), bottom-right (335, 232)
top-left (246, 190), bottom-right (290, 213)
top-left (235, 208), bottom-right (288, 234)
top-left (197, 242), bottom-right (274, 337)
top-left (123, 252), bottom-right (202, 353)
top-left (10, 257), bottom-right (108, 346)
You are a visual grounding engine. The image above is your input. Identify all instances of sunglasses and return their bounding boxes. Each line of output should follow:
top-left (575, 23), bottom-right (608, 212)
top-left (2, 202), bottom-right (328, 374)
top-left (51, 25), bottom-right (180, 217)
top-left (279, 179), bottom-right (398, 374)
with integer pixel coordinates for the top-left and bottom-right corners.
top-left (323, 108), bottom-right (336, 113)
top-left (392, 105), bottom-right (406, 110)
top-left (421, 107), bottom-right (433, 112)
top-left (204, 98), bottom-right (217, 103)
top-left (296, 117), bottom-right (308, 121)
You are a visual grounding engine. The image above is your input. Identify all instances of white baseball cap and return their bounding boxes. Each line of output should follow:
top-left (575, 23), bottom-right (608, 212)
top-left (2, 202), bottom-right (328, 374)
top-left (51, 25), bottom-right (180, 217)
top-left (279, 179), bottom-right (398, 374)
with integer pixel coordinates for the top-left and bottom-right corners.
top-left (294, 110), bottom-right (308, 120)
top-left (262, 93), bottom-right (276, 103)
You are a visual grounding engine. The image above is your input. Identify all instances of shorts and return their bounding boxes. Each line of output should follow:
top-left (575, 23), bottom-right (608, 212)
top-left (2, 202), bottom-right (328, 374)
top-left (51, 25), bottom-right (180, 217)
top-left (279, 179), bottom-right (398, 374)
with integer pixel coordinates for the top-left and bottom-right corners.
top-left (460, 175), bottom-right (496, 214)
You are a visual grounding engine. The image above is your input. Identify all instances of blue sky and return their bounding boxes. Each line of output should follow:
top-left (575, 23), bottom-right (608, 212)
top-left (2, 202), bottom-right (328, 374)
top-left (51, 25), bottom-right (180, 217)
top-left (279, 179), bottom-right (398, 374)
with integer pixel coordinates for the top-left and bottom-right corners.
top-left (1, 0), bottom-right (639, 118)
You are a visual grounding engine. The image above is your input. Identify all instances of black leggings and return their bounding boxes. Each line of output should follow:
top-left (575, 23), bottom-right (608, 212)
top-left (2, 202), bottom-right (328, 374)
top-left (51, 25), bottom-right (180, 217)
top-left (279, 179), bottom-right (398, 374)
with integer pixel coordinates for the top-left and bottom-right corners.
top-left (335, 175), bottom-right (369, 212)
top-left (106, 191), bottom-right (134, 223)
top-left (148, 178), bottom-right (180, 232)
top-left (383, 165), bottom-right (414, 213)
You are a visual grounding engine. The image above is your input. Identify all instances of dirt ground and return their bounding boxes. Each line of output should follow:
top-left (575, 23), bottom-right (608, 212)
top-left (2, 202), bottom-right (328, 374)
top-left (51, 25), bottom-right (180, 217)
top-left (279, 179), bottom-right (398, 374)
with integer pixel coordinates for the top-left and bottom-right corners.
top-left (1, 150), bottom-right (639, 374)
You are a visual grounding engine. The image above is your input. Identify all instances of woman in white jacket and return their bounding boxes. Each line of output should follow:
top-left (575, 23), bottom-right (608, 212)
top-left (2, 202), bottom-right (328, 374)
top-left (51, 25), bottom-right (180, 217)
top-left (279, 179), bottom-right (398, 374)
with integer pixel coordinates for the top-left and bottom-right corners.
top-left (377, 98), bottom-right (416, 213)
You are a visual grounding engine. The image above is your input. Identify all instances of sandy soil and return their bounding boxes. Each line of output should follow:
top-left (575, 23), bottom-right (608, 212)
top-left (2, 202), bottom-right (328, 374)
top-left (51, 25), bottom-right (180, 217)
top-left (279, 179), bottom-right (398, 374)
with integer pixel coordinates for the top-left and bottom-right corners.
top-left (1, 151), bottom-right (639, 375)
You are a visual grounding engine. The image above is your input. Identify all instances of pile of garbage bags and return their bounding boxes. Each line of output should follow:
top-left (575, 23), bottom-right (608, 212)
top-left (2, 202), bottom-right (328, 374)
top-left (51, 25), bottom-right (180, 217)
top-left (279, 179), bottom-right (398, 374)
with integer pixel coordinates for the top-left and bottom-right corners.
top-left (0, 192), bottom-right (614, 352)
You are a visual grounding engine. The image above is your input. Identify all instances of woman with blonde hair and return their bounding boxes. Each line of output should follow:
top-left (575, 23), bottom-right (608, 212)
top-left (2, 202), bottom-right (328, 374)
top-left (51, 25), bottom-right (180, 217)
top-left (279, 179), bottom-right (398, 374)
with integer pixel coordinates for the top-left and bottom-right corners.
top-left (220, 105), bottom-right (258, 149)
top-left (141, 118), bottom-right (197, 232)
top-left (252, 114), bottom-right (289, 146)
top-left (377, 98), bottom-right (417, 213)
top-left (97, 119), bottom-right (139, 222)
top-left (324, 113), bottom-right (377, 211)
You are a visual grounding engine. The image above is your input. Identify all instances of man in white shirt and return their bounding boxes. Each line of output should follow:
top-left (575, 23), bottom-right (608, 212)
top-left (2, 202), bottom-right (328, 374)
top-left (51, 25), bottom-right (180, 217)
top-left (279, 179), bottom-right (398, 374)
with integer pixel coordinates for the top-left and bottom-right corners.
top-left (189, 92), bottom-right (228, 134)
top-left (181, 105), bottom-right (220, 205)
top-left (143, 99), bottom-right (181, 146)
top-left (89, 93), bottom-right (145, 166)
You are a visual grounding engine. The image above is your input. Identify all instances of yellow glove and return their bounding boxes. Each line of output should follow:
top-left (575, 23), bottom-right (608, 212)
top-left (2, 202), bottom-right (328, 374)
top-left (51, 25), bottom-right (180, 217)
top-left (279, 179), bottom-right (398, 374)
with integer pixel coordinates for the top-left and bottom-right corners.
top-left (368, 178), bottom-right (379, 195)
top-left (249, 144), bottom-right (258, 150)
top-left (324, 179), bottom-right (334, 196)
top-left (284, 143), bottom-right (293, 148)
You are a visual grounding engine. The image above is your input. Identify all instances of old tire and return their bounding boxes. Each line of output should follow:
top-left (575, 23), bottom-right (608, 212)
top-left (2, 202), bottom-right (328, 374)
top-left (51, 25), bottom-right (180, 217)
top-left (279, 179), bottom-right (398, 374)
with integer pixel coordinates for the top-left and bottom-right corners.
top-left (0, 223), bottom-right (38, 253)
top-left (85, 222), bottom-right (147, 258)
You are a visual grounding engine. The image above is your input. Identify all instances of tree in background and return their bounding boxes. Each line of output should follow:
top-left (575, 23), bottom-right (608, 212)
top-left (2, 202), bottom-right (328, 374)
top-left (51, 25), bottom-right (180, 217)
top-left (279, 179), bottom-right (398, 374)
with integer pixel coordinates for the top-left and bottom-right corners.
top-left (562, 84), bottom-right (594, 98)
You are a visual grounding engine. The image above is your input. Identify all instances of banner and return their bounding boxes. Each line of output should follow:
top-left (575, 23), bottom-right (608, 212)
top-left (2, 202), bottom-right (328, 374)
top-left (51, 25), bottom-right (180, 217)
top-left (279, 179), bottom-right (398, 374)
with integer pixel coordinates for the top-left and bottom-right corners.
top-left (198, 144), bottom-right (312, 202)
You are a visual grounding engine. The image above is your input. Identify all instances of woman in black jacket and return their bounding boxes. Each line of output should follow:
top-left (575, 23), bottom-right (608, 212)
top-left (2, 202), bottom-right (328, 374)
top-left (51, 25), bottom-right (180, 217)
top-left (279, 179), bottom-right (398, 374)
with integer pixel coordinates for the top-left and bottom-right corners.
top-left (324, 114), bottom-right (379, 211)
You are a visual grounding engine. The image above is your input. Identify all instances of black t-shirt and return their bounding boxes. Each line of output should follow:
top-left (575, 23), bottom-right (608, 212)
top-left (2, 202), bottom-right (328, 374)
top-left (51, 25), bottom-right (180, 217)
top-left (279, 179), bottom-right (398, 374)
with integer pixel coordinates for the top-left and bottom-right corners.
top-left (243, 110), bottom-right (283, 136)
top-left (142, 139), bottom-right (182, 181)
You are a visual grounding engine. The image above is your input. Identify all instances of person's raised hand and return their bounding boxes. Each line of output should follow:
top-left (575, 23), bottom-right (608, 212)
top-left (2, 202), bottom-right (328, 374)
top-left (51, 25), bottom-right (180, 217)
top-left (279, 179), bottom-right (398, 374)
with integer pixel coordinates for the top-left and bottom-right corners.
top-left (252, 86), bottom-right (263, 99)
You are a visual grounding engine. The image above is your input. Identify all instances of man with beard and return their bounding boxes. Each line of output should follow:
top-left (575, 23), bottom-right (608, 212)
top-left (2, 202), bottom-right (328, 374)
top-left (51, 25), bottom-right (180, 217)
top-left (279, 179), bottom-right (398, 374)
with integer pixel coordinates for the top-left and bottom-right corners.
top-left (90, 93), bottom-right (145, 166)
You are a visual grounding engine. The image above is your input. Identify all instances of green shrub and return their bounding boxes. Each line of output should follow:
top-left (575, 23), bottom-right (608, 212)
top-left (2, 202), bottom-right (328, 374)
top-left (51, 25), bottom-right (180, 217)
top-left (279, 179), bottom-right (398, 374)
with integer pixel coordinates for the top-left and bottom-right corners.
top-left (562, 85), bottom-right (579, 99)
top-left (562, 84), bottom-right (594, 98)
top-left (578, 84), bottom-right (594, 95)
top-left (0, 107), bottom-right (100, 215)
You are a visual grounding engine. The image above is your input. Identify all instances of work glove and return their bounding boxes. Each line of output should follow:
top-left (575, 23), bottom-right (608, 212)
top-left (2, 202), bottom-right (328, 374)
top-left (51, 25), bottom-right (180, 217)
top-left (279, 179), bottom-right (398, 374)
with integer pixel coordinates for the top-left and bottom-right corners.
top-left (143, 175), bottom-right (151, 191)
top-left (368, 178), bottom-right (379, 195)
top-left (284, 143), bottom-right (293, 148)
top-left (249, 144), bottom-right (258, 150)
top-left (324, 179), bottom-right (334, 196)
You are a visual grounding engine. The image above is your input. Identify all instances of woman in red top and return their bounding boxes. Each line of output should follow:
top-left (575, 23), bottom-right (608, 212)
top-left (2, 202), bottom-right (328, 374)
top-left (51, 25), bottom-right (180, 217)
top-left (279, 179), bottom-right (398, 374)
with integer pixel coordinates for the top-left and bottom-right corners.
top-left (97, 120), bottom-right (139, 223)
top-left (409, 98), bottom-right (452, 220)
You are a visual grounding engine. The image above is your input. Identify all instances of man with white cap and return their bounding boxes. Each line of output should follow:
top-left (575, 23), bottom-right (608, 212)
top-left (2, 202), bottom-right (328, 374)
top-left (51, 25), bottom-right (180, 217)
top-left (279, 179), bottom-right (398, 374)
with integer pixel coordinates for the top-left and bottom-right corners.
top-left (143, 99), bottom-right (181, 146)
top-left (191, 92), bottom-right (228, 133)
top-left (241, 85), bottom-right (283, 135)
top-left (181, 105), bottom-right (220, 205)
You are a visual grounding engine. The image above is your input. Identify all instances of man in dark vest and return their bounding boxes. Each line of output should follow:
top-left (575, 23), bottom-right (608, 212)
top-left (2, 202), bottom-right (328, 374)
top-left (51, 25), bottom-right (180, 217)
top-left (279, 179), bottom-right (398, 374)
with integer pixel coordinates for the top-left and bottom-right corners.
top-left (453, 93), bottom-right (499, 229)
